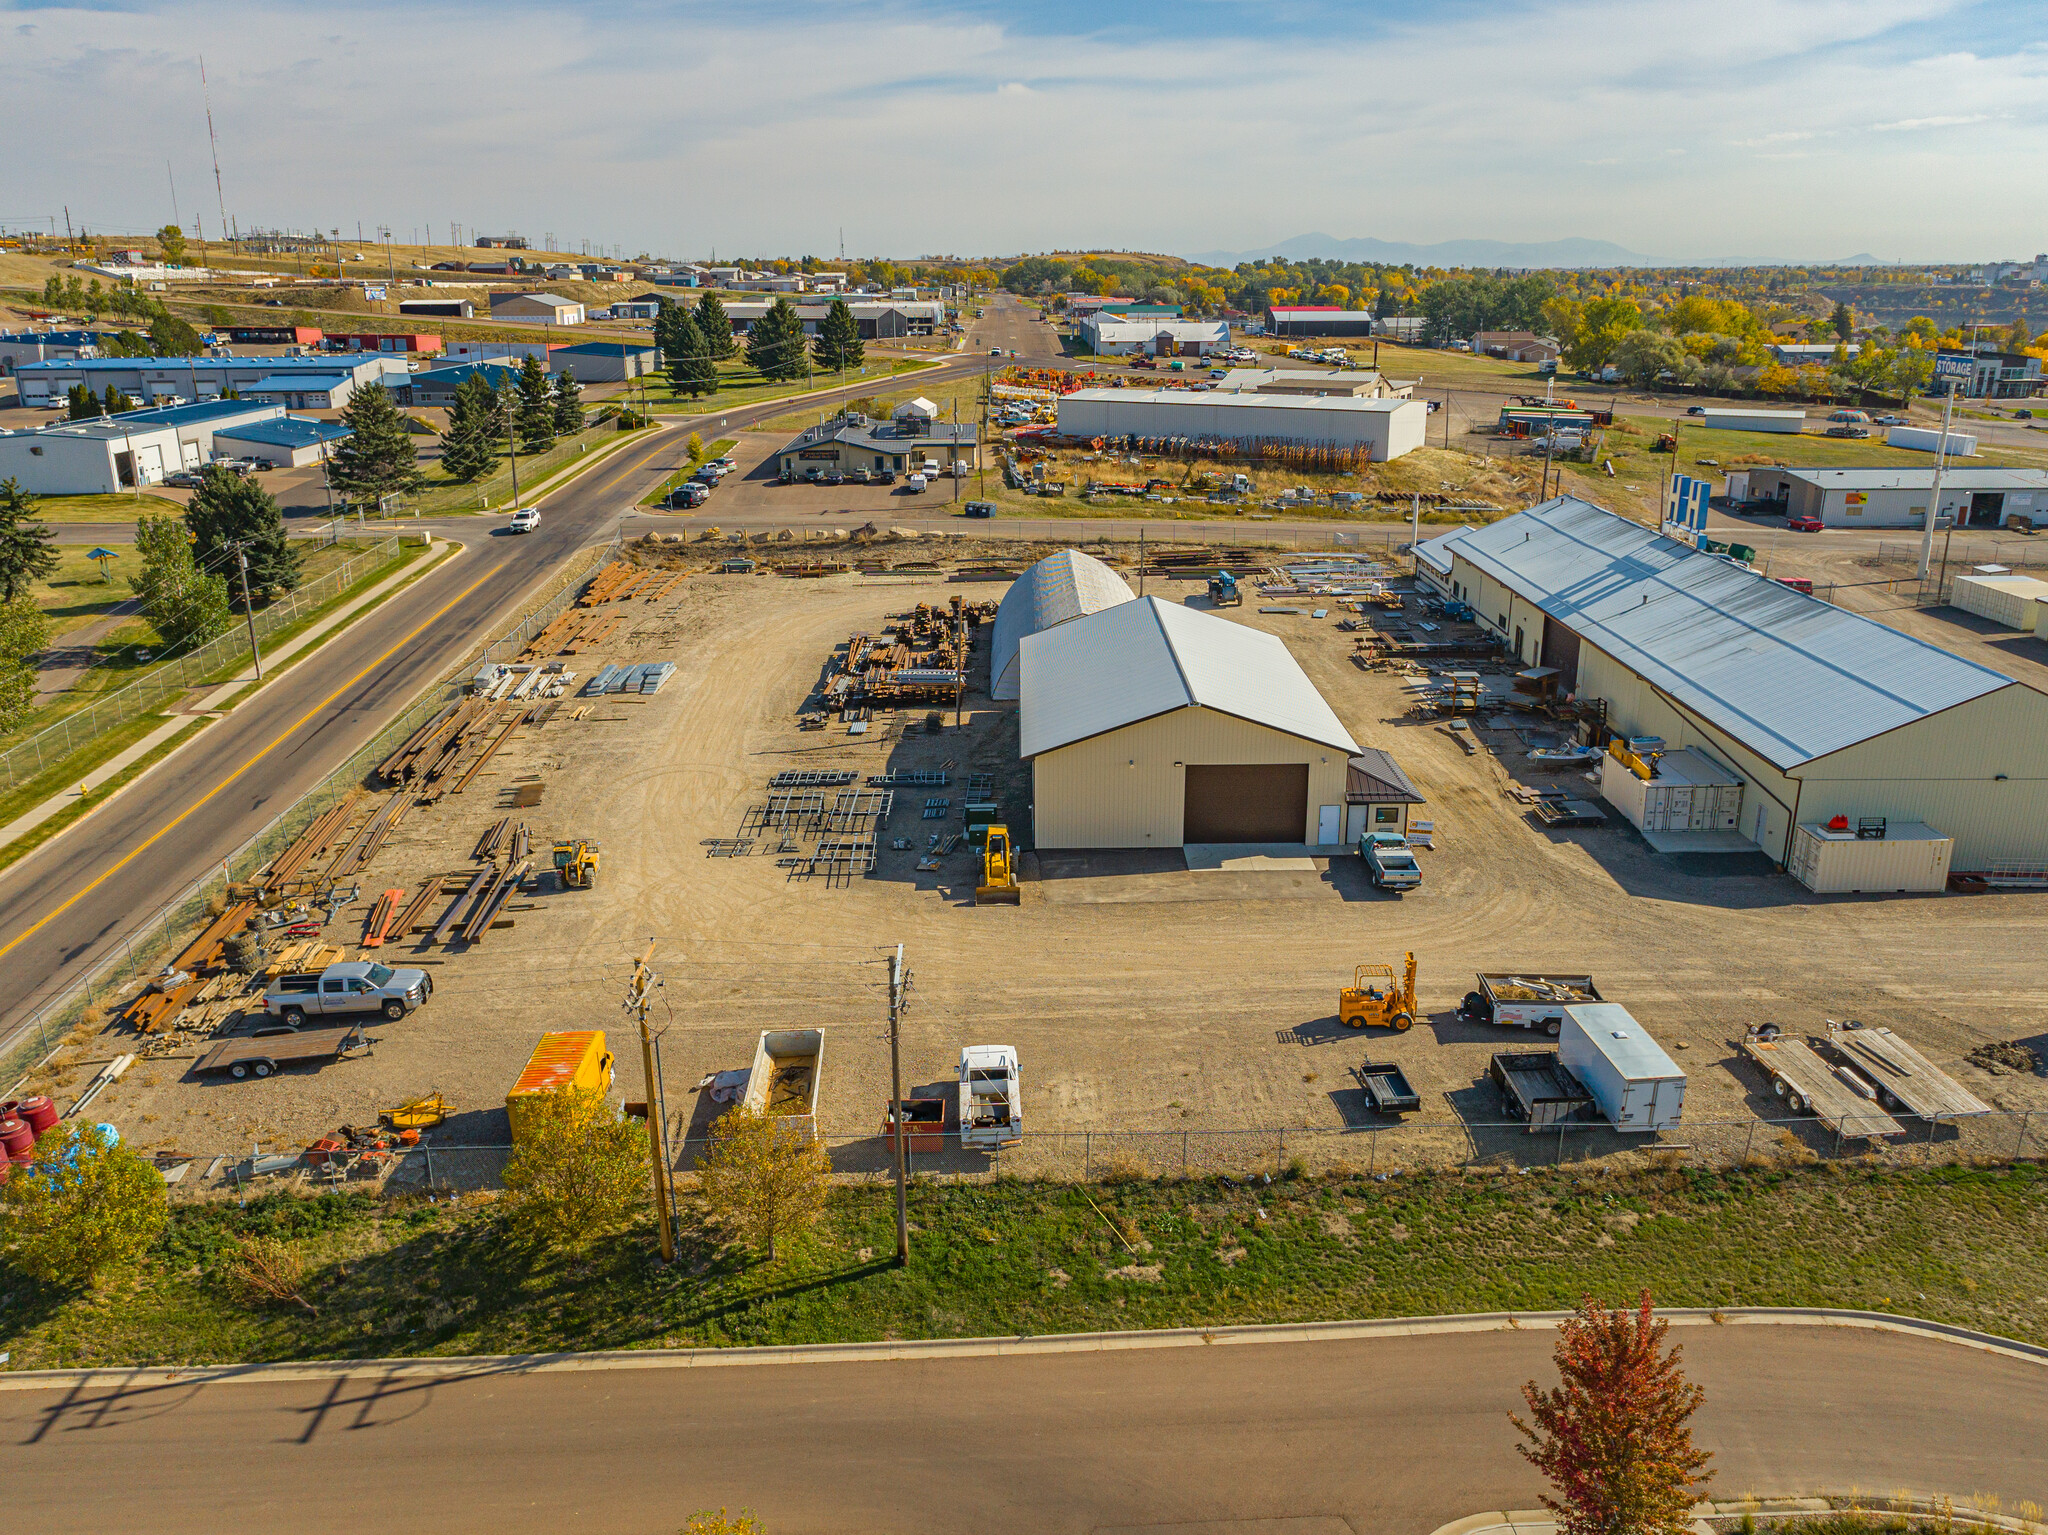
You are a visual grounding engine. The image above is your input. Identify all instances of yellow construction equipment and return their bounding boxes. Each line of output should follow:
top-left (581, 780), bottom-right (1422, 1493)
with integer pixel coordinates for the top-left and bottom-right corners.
top-left (1339, 952), bottom-right (1418, 1031)
top-left (975, 824), bottom-right (1020, 905)
top-left (552, 838), bottom-right (601, 889)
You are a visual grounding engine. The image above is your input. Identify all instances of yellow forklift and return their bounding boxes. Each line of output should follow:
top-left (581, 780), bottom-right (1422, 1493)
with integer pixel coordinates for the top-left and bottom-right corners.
top-left (1338, 951), bottom-right (1418, 1030)
top-left (552, 838), bottom-right (601, 890)
top-left (975, 824), bottom-right (1020, 905)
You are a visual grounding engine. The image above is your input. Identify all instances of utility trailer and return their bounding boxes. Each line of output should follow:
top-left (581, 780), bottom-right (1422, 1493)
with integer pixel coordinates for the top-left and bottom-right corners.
top-left (1489, 1051), bottom-right (1593, 1130)
top-left (1355, 1058), bottom-right (1421, 1115)
top-left (1738, 1024), bottom-right (1905, 1143)
top-left (1461, 973), bottom-right (1602, 1036)
top-left (744, 1029), bottom-right (824, 1138)
top-left (959, 1044), bottom-right (1022, 1148)
top-left (1823, 1021), bottom-right (1992, 1123)
top-left (1559, 1004), bottom-right (1686, 1133)
top-left (192, 1024), bottom-right (372, 1081)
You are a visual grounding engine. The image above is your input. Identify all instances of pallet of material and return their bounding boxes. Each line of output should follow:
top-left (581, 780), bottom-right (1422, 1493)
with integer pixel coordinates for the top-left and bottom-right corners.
top-left (1738, 1027), bottom-right (1906, 1142)
top-left (579, 561), bottom-right (638, 606)
top-left (1825, 1022), bottom-right (1993, 1120)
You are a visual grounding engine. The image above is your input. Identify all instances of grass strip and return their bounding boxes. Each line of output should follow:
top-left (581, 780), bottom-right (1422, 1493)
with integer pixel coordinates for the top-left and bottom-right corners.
top-left (3, 1162), bottom-right (2042, 1368)
top-left (0, 710), bottom-right (181, 841)
top-left (639, 438), bottom-right (738, 507)
top-left (0, 717), bottom-right (211, 877)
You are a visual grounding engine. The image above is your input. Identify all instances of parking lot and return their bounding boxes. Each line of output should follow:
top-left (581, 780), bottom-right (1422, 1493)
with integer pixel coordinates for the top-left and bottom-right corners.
top-left (88, 535), bottom-right (2048, 1183)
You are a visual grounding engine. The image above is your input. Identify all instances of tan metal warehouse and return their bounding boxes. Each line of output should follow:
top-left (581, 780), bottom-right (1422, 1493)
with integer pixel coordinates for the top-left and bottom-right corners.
top-left (1435, 499), bottom-right (2048, 873)
top-left (1019, 597), bottom-right (1359, 849)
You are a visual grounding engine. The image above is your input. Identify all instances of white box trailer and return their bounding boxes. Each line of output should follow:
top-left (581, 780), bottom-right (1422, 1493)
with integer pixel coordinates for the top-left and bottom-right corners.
top-left (1887, 425), bottom-right (1977, 456)
top-left (1598, 747), bottom-right (1742, 834)
top-left (1698, 409), bottom-right (1805, 434)
top-left (1952, 572), bottom-right (2048, 630)
top-left (1786, 821), bottom-right (1953, 894)
top-left (1558, 1004), bottom-right (1686, 1133)
top-left (743, 1028), bottom-right (823, 1137)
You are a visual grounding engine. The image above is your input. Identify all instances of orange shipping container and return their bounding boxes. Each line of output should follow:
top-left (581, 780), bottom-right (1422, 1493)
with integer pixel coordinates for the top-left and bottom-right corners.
top-left (506, 1030), bottom-right (614, 1143)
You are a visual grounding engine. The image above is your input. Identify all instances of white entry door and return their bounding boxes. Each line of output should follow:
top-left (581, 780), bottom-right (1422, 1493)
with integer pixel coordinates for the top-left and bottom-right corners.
top-left (1316, 804), bottom-right (1341, 845)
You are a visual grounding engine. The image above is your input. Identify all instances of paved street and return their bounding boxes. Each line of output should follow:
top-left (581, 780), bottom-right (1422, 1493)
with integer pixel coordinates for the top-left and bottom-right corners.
top-left (2, 1325), bottom-right (2041, 1533)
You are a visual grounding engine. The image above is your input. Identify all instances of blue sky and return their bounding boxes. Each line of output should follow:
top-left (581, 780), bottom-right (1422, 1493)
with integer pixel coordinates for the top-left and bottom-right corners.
top-left (3, 0), bottom-right (2044, 263)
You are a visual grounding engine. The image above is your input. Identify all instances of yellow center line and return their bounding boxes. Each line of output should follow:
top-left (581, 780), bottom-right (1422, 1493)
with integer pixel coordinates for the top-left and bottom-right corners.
top-left (0, 566), bottom-right (499, 965)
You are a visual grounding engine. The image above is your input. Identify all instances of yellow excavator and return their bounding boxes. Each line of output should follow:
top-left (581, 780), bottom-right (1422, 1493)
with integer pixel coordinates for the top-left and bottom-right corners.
top-left (975, 824), bottom-right (1020, 905)
top-left (1339, 951), bottom-right (1418, 1030)
top-left (552, 838), bottom-right (601, 890)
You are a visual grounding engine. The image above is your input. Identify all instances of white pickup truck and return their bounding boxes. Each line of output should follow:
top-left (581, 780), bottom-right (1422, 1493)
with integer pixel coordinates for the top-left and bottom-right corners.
top-left (264, 960), bottom-right (432, 1027)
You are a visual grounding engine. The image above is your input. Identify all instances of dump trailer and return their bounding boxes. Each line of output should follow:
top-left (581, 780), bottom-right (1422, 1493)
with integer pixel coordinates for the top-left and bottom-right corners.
top-left (506, 1030), bottom-right (614, 1143)
top-left (193, 1024), bottom-right (372, 1081)
top-left (1490, 1051), bottom-right (1594, 1130)
top-left (1557, 1004), bottom-right (1686, 1133)
top-left (744, 1028), bottom-right (824, 1137)
top-left (1739, 1024), bottom-right (1905, 1143)
top-left (959, 1044), bottom-right (1022, 1147)
top-left (1461, 974), bottom-right (1601, 1036)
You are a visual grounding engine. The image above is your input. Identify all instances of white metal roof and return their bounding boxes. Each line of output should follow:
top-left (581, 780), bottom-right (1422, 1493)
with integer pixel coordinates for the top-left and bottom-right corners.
top-left (989, 549), bottom-right (1135, 700)
top-left (1775, 466), bottom-right (2048, 491)
top-left (1438, 499), bottom-right (2017, 770)
top-left (1061, 387), bottom-right (1412, 417)
top-left (1412, 525), bottom-right (1473, 577)
top-left (1019, 596), bottom-right (1360, 758)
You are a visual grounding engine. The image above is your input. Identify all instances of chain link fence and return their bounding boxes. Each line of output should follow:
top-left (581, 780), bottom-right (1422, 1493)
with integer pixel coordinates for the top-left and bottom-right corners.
top-left (0, 533), bottom-right (408, 792)
top-left (0, 533), bottom-right (623, 1094)
top-left (152, 1109), bottom-right (2043, 1203)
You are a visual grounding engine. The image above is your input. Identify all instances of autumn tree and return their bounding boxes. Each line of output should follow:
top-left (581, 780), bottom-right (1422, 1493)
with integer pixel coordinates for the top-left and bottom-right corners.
top-left (1511, 1292), bottom-right (1713, 1535)
top-left (0, 1123), bottom-right (169, 1287)
top-left (499, 1087), bottom-right (647, 1248)
top-left (697, 1103), bottom-right (830, 1261)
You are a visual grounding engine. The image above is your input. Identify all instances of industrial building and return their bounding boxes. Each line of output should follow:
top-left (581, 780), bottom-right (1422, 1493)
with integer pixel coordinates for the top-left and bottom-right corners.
top-left (12, 353), bottom-right (408, 409)
top-left (1076, 316), bottom-right (1228, 357)
top-left (380, 362), bottom-right (524, 407)
top-left (1056, 389), bottom-right (1428, 462)
top-left (0, 330), bottom-right (103, 374)
top-left (771, 399), bottom-right (979, 480)
top-left (0, 399), bottom-right (339, 491)
top-left (1934, 350), bottom-right (2044, 400)
top-left (543, 340), bottom-right (658, 382)
top-left (1431, 498), bottom-right (2048, 871)
top-left (488, 293), bottom-right (586, 325)
top-left (1344, 748), bottom-right (1425, 843)
top-left (989, 549), bottom-right (1136, 700)
top-left (242, 373), bottom-right (356, 410)
top-left (1265, 306), bottom-right (1377, 338)
top-left (1020, 596), bottom-right (1360, 849)
top-left (1213, 368), bottom-right (1410, 399)
top-left (1472, 331), bottom-right (1560, 363)
top-left (1729, 466), bottom-right (2048, 529)
top-left (210, 415), bottom-right (353, 469)
top-left (723, 300), bottom-right (945, 339)
top-left (221, 325), bottom-right (323, 347)
top-left (321, 332), bottom-right (442, 354)
top-left (441, 341), bottom-right (560, 368)
top-left (400, 297), bottom-right (475, 319)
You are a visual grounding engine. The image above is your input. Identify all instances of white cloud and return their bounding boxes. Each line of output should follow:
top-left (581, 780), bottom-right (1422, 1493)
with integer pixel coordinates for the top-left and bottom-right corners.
top-left (1870, 113), bottom-right (1993, 130)
top-left (0, 0), bottom-right (2041, 261)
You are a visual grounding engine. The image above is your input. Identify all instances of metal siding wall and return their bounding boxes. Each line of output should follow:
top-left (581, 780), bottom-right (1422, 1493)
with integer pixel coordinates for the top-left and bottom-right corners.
top-left (1031, 708), bottom-right (1349, 849)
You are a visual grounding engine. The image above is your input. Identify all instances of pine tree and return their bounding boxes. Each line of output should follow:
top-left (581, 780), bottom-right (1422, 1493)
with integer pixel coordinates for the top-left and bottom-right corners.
top-left (131, 512), bottom-right (232, 649)
top-left (516, 355), bottom-right (556, 453)
top-left (0, 478), bottom-right (60, 603)
top-left (747, 298), bottom-right (809, 382)
top-left (812, 298), bottom-right (864, 374)
top-left (67, 383), bottom-right (100, 421)
top-left (653, 297), bottom-right (686, 369)
top-left (186, 468), bottom-right (301, 600)
top-left (552, 369), bottom-right (585, 435)
top-left (147, 309), bottom-right (203, 356)
top-left (438, 372), bottom-right (499, 483)
top-left (694, 292), bottom-right (735, 361)
top-left (326, 382), bottom-right (425, 506)
top-left (666, 313), bottom-right (717, 397)
top-left (102, 385), bottom-right (134, 414)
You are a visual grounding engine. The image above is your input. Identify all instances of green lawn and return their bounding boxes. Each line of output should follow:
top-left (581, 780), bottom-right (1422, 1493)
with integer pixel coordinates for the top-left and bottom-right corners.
top-left (409, 419), bottom-right (649, 515)
top-left (0, 717), bottom-right (209, 875)
top-left (4, 1163), bottom-right (2042, 1368)
top-left (27, 546), bottom-right (142, 638)
top-left (26, 492), bottom-right (186, 523)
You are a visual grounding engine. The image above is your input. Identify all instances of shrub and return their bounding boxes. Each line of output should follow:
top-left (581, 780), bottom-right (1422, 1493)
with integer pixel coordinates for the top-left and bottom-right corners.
top-left (697, 1104), bottom-right (830, 1262)
top-left (0, 1124), bottom-right (168, 1287)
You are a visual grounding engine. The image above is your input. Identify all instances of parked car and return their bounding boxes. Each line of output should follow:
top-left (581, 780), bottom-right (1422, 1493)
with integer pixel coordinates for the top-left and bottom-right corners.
top-left (907, 473), bottom-right (928, 493)
top-left (1787, 515), bottom-right (1823, 532)
top-left (507, 507), bottom-right (540, 532)
top-left (871, 469), bottom-right (896, 485)
top-left (1875, 414), bottom-right (1909, 425)
top-left (264, 960), bottom-right (431, 1027)
top-left (964, 501), bottom-right (994, 518)
top-left (1361, 833), bottom-right (1422, 892)
top-left (713, 455), bottom-right (739, 471)
top-left (2016, 410), bottom-right (2035, 420)
top-left (672, 483), bottom-right (709, 509)
top-left (847, 467), bottom-right (872, 485)
top-left (162, 470), bottom-right (206, 488)
top-left (1823, 425), bottom-right (1870, 438)
top-left (823, 470), bottom-right (845, 486)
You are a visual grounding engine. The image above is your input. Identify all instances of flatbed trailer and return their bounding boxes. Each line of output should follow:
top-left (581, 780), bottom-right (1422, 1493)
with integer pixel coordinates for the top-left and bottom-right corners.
top-left (1738, 1025), bottom-right (1906, 1143)
top-left (192, 1024), bottom-right (371, 1080)
top-left (1824, 1021), bottom-right (1992, 1122)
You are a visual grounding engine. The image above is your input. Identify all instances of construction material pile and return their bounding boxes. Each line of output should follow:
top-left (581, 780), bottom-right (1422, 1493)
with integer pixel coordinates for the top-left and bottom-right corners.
top-left (1966, 1039), bottom-right (2044, 1077)
top-left (819, 596), bottom-right (992, 716)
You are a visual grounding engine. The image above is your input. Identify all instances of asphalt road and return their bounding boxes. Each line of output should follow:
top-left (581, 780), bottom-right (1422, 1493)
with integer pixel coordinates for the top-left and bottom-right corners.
top-left (3, 1326), bottom-right (2041, 1533)
top-left (0, 351), bottom-right (981, 1038)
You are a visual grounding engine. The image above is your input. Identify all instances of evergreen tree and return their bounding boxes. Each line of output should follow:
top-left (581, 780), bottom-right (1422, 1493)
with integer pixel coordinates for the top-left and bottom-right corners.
top-left (694, 292), bottom-right (735, 360)
top-left (42, 275), bottom-right (62, 306)
top-left (438, 372), bottom-right (499, 483)
top-left (666, 313), bottom-right (717, 397)
top-left (812, 298), bottom-right (864, 373)
top-left (102, 385), bottom-right (134, 414)
top-left (652, 297), bottom-right (686, 368)
top-left (131, 512), bottom-right (232, 649)
top-left (1832, 301), bottom-right (1855, 343)
top-left (186, 468), bottom-right (301, 600)
top-left (0, 478), bottom-right (60, 603)
top-left (147, 309), bottom-right (203, 356)
top-left (326, 382), bottom-right (425, 506)
top-left (516, 355), bottom-right (556, 453)
top-left (552, 368), bottom-right (585, 435)
top-left (747, 298), bottom-right (809, 383)
top-left (67, 383), bottom-right (100, 421)
top-left (492, 382), bottom-right (516, 454)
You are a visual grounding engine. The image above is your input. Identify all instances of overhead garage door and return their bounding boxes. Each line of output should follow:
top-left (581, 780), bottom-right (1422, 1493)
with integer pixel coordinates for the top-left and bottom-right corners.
top-left (1183, 764), bottom-right (1308, 843)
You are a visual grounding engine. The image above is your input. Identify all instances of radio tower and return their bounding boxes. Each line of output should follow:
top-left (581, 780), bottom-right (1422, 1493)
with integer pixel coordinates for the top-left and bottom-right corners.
top-left (201, 56), bottom-right (229, 248)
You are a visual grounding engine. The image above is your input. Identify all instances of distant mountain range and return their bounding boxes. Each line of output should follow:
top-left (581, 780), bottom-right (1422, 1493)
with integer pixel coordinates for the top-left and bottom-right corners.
top-left (1183, 234), bottom-right (1898, 269)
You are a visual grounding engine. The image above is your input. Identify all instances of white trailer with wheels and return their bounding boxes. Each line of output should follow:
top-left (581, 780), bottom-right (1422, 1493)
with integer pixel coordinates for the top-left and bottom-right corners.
top-left (1557, 1003), bottom-right (1686, 1133)
top-left (1461, 973), bottom-right (1601, 1035)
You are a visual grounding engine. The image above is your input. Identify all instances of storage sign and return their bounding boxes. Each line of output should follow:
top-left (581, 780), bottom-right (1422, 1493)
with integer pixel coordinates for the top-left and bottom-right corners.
top-left (1934, 353), bottom-right (1975, 381)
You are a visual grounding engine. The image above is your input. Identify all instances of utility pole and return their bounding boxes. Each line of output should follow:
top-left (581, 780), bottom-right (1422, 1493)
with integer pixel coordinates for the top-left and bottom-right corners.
top-left (628, 940), bottom-right (676, 1264)
top-left (235, 548), bottom-right (263, 678)
top-left (1919, 381), bottom-right (1959, 580)
top-left (889, 944), bottom-right (909, 1266)
top-left (1411, 490), bottom-right (1421, 571)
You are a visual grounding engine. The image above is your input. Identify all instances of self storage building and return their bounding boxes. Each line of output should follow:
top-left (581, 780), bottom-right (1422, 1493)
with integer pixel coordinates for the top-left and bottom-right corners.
top-left (1056, 389), bottom-right (1427, 463)
top-left (1433, 498), bottom-right (2048, 871)
top-left (1020, 596), bottom-right (1360, 849)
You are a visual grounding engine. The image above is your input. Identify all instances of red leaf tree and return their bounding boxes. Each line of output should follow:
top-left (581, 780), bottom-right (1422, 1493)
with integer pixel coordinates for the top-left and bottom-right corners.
top-left (1511, 1291), bottom-right (1714, 1535)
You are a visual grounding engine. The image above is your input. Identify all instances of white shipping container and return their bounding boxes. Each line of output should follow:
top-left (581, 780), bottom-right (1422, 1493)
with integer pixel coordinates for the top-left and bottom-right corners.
top-left (1598, 747), bottom-right (1742, 833)
top-left (1557, 1004), bottom-right (1686, 1133)
top-left (1697, 409), bottom-right (1805, 434)
top-left (1951, 572), bottom-right (2048, 630)
top-left (1786, 821), bottom-right (1953, 894)
top-left (1887, 426), bottom-right (1978, 456)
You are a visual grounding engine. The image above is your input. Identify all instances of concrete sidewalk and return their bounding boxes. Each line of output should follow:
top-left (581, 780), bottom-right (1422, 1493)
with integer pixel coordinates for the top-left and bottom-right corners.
top-left (0, 537), bottom-right (457, 857)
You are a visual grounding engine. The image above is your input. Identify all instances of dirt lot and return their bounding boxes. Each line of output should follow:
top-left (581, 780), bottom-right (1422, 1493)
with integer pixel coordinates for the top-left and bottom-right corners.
top-left (93, 542), bottom-right (2048, 1181)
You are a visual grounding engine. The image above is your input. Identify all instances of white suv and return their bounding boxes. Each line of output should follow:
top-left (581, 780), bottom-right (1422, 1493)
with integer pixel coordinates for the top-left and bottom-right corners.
top-left (507, 508), bottom-right (540, 532)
